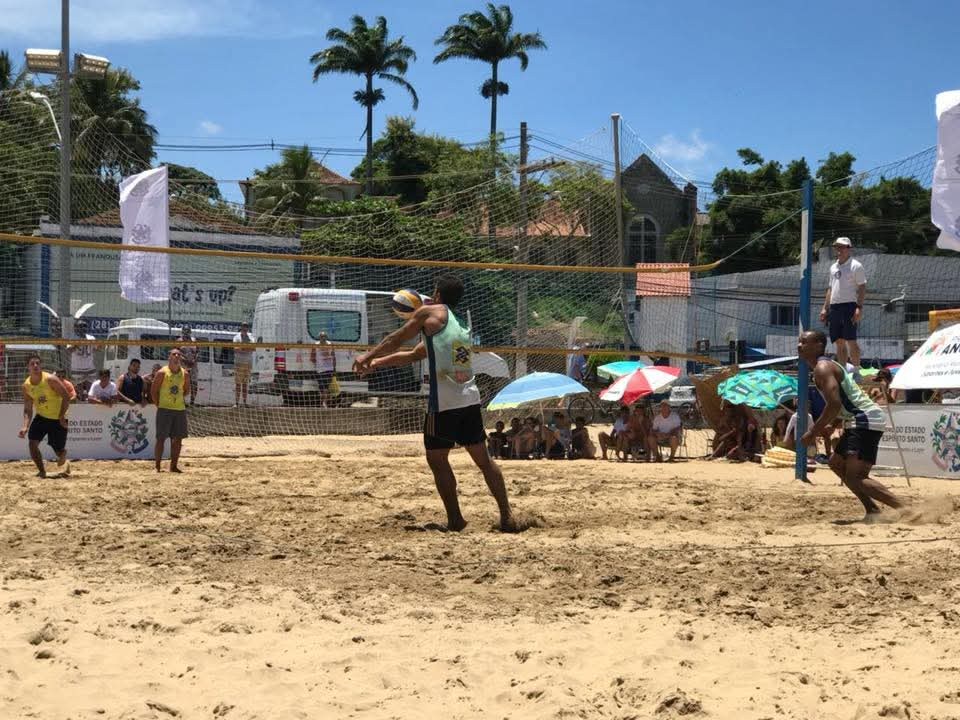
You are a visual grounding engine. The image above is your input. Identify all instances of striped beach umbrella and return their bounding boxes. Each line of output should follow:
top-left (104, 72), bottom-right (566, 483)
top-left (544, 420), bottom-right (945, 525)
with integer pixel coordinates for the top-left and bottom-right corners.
top-left (598, 366), bottom-right (681, 405)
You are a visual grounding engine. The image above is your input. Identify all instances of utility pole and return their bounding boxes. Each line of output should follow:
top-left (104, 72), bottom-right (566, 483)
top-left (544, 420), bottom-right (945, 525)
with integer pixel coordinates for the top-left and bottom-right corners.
top-left (515, 121), bottom-right (528, 376)
top-left (59, 0), bottom-right (72, 334)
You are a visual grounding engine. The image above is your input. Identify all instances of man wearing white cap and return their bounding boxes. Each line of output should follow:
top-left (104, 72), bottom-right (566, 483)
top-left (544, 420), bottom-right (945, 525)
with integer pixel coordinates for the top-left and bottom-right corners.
top-left (818, 237), bottom-right (866, 368)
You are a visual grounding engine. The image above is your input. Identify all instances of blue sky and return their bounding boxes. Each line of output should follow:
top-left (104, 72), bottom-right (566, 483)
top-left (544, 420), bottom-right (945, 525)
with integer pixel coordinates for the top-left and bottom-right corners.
top-left (1, 0), bottom-right (955, 203)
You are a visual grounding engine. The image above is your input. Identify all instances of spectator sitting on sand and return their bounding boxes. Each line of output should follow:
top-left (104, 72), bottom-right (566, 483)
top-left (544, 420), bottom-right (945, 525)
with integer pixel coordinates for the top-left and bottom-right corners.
top-left (487, 420), bottom-right (509, 459)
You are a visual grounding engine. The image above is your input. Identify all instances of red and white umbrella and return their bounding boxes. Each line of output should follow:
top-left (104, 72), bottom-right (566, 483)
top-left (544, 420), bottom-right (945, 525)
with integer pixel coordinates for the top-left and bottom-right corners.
top-left (599, 365), bottom-right (681, 405)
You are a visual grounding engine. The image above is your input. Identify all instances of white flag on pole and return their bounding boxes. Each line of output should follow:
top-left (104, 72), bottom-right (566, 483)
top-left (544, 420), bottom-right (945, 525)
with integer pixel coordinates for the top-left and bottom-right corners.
top-left (931, 90), bottom-right (960, 253)
top-left (119, 166), bottom-right (170, 303)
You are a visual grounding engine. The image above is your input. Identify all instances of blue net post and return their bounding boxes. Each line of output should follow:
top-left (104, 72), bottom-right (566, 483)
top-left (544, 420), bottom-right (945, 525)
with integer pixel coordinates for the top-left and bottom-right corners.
top-left (795, 179), bottom-right (814, 481)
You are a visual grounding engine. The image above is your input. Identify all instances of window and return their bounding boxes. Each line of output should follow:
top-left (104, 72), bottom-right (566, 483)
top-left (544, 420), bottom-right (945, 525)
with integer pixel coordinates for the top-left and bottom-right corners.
top-left (117, 334), bottom-right (128, 361)
top-left (769, 304), bottom-right (800, 327)
top-left (307, 309), bottom-right (362, 342)
top-left (628, 216), bottom-right (658, 264)
top-left (906, 303), bottom-right (953, 324)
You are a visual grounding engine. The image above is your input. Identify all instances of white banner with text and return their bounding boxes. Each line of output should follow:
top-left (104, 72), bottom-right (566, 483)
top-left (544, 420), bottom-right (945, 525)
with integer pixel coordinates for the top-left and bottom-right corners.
top-left (1, 403), bottom-right (162, 461)
top-left (877, 404), bottom-right (960, 480)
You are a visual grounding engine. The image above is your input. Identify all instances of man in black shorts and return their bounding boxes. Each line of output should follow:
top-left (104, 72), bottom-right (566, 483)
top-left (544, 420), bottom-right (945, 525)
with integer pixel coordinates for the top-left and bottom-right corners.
top-left (798, 330), bottom-right (907, 520)
top-left (354, 274), bottom-right (520, 532)
top-left (18, 353), bottom-right (72, 478)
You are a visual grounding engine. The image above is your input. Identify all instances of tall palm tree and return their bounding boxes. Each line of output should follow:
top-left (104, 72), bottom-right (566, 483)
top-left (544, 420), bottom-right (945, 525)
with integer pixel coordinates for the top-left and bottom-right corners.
top-left (310, 16), bottom-right (418, 195)
top-left (433, 4), bottom-right (546, 145)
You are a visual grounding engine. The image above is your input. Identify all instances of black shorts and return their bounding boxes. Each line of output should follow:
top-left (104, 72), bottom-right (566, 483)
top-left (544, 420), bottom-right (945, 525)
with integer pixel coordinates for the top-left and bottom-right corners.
top-left (316, 371), bottom-right (334, 391)
top-left (424, 405), bottom-right (487, 450)
top-left (829, 302), bottom-right (858, 342)
top-left (835, 428), bottom-right (883, 465)
top-left (28, 415), bottom-right (67, 453)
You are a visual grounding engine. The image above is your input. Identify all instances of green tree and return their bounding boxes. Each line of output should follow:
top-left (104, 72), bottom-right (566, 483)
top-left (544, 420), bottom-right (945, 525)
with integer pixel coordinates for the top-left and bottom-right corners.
top-left (815, 151), bottom-right (855, 187)
top-left (164, 162), bottom-right (223, 202)
top-left (701, 148), bottom-right (939, 269)
top-left (72, 67), bottom-right (157, 179)
top-left (251, 145), bottom-right (329, 233)
top-left (310, 15), bottom-right (418, 196)
top-left (433, 4), bottom-right (546, 148)
top-left (0, 50), bottom-right (29, 97)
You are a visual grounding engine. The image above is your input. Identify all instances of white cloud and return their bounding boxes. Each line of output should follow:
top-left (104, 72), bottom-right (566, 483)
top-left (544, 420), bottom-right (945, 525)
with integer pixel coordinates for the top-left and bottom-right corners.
top-left (198, 120), bottom-right (223, 136)
top-left (652, 129), bottom-right (711, 163)
top-left (0, 0), bottom-right (317, 43)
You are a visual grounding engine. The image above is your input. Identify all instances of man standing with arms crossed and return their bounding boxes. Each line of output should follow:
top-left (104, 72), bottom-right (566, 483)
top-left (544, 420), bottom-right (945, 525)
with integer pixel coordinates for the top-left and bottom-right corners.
top-left (798, 330), bottom-right (907, 521)
top-left (18, 354), bottom-right (72, 478)
top-left (354, 274), bottom-right (521, 532)
top-left (819, 237), bottom-right (866, 369)
top-left (151, 349), bottom-right (190, 473)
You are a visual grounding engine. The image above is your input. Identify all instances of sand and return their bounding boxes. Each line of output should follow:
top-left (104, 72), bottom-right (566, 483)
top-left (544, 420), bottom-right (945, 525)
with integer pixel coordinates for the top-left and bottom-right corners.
top-left (2, 435), bottom-right (960, 719)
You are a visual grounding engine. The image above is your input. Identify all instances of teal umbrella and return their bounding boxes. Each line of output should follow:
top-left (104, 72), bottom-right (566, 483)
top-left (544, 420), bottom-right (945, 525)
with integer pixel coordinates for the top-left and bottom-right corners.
top-left (597, 359), bottom-right (648, 380)
top-left (717, 369), bottom-right (798, 410)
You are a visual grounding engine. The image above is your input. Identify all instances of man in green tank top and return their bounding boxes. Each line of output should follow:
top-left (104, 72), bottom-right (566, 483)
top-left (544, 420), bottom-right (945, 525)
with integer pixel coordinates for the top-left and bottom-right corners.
top-left (354, 274), bottom-right (521, 532)
top-left (798, 330), bottom-right (907, 521)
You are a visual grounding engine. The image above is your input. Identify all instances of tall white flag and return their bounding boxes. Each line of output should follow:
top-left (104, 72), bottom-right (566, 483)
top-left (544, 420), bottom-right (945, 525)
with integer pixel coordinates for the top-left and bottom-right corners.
top-left (931, 90), bottom-right (960, 252)
top-left (119, 166), bottom-right (170, 303)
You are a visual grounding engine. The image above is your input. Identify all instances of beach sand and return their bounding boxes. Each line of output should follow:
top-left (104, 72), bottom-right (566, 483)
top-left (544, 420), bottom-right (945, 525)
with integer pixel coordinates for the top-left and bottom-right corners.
top-left (2, 435), bottom-right (959, 719)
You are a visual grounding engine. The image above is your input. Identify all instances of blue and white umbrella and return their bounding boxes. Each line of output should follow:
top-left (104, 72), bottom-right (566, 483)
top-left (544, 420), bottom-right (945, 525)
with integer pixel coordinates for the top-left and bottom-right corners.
top-left (487, 372), bottom-right (589, 411)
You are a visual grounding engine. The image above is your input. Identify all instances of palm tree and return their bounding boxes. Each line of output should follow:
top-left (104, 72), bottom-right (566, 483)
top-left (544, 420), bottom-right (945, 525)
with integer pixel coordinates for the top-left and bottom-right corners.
top-left (251, 145), bottom-right (325, 232)
top-left (72, 67), bottom-right (157, 179)
top-left (433, 4), bottom-right (546, 146)
top-left (310, 16), bottom-right (418, 195)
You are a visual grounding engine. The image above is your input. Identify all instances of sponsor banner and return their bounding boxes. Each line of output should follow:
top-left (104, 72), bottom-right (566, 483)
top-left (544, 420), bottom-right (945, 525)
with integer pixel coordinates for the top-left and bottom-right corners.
top-left (0, 403), bottom-right (164, 461)
top-left (877, 404), bottom-right (960, 479)
top-left (891, 322), bottom-right (960, 390)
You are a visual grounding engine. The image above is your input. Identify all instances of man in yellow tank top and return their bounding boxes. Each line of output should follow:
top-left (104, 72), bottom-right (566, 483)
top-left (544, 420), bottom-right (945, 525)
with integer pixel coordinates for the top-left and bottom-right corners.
top-left (18, 353), bottom-right (72, 478)
top-left (151, 349), bottom-right (190, 473)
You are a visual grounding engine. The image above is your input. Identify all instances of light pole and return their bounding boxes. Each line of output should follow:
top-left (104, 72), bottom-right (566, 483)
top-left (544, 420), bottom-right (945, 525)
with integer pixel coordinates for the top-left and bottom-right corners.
top-left (24, 0), bottom-right (109, 340)
top-left (27, 92), bottom-right (62, 142)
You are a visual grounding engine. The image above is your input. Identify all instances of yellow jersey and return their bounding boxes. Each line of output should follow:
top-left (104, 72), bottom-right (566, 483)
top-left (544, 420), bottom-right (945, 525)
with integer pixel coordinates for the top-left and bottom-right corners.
top-left (22, 372), bottom-right (65, 420)
top-left (156, 366), bottom-right (187, 411)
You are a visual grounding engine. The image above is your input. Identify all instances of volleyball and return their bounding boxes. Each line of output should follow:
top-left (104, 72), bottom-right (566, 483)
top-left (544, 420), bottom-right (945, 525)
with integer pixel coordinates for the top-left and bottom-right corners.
top-left (391, 289), bottom-right (423, 319)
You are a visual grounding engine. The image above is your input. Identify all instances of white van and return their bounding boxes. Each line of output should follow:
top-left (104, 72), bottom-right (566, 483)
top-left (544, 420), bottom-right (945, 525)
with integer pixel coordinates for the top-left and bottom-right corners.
top-left (104, 318), bottom-right (279, 407)
top-left (251, 288), bottom-right (509, 405)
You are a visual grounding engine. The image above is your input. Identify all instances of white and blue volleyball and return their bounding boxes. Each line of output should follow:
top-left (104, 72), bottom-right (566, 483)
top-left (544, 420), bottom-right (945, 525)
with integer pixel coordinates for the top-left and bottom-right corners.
top-left (391, 288), bottom-right (423, 320)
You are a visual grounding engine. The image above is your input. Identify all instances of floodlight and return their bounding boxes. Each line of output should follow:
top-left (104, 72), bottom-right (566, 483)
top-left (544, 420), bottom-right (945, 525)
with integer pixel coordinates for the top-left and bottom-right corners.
top-left (74, 53), bottom-right (110, 78)
top-left (24, 48), bottom-right (62, 74)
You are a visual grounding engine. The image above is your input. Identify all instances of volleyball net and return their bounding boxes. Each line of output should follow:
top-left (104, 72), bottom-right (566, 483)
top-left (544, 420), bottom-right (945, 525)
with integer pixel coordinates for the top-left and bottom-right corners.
top-left (0, 90), bottom-right (951, 455)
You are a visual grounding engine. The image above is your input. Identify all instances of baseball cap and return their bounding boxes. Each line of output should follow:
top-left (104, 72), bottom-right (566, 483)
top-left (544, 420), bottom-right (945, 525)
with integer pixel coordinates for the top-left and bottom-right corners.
top-left (833, 236), bottom-right (852, 247)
